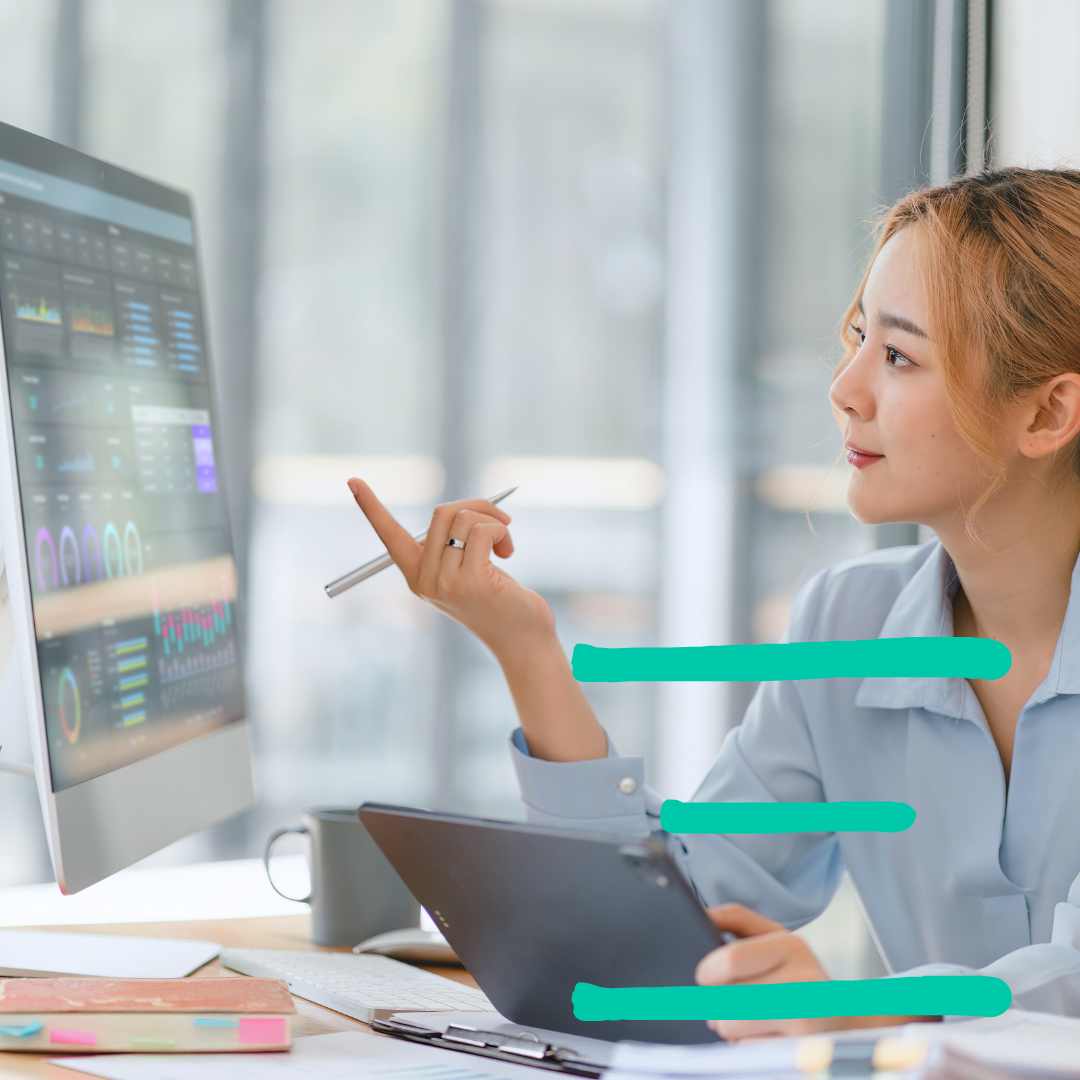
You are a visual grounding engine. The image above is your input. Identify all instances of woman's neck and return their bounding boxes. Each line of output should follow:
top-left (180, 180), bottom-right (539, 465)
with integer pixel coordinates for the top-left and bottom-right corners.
top-left (935, 480), bottom-right (1080, 658)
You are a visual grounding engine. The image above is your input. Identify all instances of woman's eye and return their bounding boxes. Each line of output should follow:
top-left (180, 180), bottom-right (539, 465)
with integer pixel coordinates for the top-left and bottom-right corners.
top-left (849, 323), bottom-right (866, 345)
top-left (885, 346), bottom-right (913, 368)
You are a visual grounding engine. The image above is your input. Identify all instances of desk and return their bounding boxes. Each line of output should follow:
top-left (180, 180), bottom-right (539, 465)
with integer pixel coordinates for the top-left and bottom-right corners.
top-left (0, 915), bottom-right (480, 1080)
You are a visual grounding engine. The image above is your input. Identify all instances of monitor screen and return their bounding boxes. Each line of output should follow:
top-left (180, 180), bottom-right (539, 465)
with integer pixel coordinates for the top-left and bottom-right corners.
top-left (0, 127), bottom-right (244, 791)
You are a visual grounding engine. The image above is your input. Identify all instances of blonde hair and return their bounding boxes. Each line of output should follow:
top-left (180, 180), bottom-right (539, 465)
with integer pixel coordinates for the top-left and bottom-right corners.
top-left (837, 168), bottom-right (1080, 526)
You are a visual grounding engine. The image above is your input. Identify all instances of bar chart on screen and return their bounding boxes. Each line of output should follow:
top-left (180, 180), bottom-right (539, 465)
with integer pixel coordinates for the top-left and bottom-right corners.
top-left (107, 631), bottom-right (149, 728)
top-left (4, 253), bottom-right (64, 357)
top-left (152, 580), bottom-right (232, 652)
top-left (115, 279), bottom-right (162, 367)
top-left (63, 267), bottom-right (117, 363)
top-left (152, 579), bottom-right (234, 665)
top-left (161, 288), bottom-right (204, 375)
top-left (150, 576), bottom-right (239, 716)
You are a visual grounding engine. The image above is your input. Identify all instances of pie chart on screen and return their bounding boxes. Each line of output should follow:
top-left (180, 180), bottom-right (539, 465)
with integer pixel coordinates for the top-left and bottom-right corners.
top-left (58, 666), bottom-right (81, 744)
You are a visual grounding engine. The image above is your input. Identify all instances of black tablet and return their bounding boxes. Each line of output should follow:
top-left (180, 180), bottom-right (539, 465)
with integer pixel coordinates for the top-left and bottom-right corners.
top-left (357, 802), bottom-right (723, 1044)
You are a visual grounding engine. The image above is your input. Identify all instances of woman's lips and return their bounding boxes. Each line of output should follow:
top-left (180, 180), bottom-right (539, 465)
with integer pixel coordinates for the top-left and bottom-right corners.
top-left (845, 445), bottom-right (884, 469)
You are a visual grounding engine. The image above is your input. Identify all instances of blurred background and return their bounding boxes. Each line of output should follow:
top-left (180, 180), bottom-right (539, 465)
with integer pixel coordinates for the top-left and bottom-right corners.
top-left (0, 0), bottom-right (1076, 977)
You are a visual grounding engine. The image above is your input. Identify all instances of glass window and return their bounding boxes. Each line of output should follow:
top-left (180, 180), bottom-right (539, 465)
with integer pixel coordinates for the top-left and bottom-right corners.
top-left (248, 0), bottom-right (448, 821)
top-left (0, 3), bottom-right (887, 936)
top-left (749, 0), bottom-right (884, 652)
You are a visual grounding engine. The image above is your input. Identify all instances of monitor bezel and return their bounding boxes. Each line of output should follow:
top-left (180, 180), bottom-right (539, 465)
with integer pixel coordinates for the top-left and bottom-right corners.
top-left (0, 122), bottom-right (191, 219)
top-left (0, 121), bottom-right (253, 893)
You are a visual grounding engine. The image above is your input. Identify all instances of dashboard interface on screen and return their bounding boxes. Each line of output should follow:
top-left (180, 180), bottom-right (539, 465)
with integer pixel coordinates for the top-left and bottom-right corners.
top-left (0, 139), bottom-right (244, 791)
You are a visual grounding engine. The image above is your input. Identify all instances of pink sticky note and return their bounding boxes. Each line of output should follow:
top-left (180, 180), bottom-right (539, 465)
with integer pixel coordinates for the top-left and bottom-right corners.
top-left (238, 1017), bottom-right (286, 1045)
top-left (49, 1028), bottom-right (98, 1046)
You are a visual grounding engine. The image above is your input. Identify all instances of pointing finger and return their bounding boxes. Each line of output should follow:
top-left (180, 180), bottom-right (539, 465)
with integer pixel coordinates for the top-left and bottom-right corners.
top-left (347, 478), bottom-right (423, 586)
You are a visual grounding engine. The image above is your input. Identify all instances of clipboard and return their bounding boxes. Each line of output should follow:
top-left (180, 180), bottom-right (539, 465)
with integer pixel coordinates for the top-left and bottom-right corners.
top-left (370, 1018), bottom-right (604, 1077)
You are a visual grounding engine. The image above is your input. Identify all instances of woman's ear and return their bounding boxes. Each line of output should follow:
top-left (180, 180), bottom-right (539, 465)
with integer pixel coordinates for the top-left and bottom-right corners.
top-left (1019, 373), bottom-right (1080, 460)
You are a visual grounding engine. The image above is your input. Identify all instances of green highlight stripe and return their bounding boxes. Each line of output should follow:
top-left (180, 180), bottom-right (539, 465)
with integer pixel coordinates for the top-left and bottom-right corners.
top-left (572, 976), bottom-right (1011, 1021)
top-left (661, 800), bottom-right (915, 834)
top-left (571, 638), bottom-right (1011, 683)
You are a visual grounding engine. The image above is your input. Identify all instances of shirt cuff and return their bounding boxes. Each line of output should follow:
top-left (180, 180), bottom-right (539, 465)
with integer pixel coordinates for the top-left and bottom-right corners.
top-left (508, 728), bottom-right (650, 836)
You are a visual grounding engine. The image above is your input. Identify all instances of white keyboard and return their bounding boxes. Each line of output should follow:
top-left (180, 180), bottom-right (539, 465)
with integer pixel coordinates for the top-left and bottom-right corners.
top-left (220, 948), bottom-right (493, 1023)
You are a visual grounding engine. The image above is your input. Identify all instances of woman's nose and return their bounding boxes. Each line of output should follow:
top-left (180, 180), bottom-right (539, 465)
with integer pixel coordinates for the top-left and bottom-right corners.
top-left (830, 347), bottom-right (874, 421)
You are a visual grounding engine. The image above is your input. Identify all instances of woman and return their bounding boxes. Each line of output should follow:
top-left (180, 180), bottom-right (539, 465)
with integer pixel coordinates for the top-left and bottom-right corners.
top-left (349, 169), bottom-right (1080, 1039)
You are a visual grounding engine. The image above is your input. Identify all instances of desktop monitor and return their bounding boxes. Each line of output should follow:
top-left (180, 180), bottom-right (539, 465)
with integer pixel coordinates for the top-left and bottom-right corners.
top-left (0, 122), bottom-right (254, 893)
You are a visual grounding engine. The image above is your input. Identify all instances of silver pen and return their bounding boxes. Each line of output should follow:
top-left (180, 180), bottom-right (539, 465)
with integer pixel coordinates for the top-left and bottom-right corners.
top-left (325, 486), bottom-right (518, 598)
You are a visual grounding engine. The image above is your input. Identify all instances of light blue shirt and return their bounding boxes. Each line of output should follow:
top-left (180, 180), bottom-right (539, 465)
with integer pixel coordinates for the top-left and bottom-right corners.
top-left (509, 540), bottom-right (1080, 1015)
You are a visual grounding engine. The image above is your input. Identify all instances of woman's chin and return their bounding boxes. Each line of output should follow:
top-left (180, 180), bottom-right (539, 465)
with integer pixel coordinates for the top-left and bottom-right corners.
top-left (845, 495), bottom-right (910, 527)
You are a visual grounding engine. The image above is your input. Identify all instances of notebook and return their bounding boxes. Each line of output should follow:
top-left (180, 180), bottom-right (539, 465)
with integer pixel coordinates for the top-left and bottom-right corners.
top-left (0, 977), bottom-right (294, 1053)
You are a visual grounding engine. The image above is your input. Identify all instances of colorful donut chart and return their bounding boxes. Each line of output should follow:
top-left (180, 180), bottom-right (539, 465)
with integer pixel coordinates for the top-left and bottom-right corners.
top-left (82, 524), bottom-right (103, 581)
top-left (32, 521), bottom-right (141, 587)
top-left (123, 521), bottom-right (143, 577)
top-left (59, 525), bottom-right (81, 586)
top-left (103, 522), bottom-right (123, 579)
top-left (58, 666), bottom-right (81, 744)
top-left (35, 528), bottom-right (58, 589)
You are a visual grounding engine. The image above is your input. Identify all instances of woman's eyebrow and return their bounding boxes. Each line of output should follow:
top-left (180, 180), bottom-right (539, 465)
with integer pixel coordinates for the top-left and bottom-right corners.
top-left (876, 311), bottom-right (928, 338)
top-left (855, 297), bottom-right (927, 338)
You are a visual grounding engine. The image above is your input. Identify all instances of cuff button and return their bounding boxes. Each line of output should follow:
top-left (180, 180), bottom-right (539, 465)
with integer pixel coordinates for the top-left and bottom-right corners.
top-left (617, 776), bottom-right (638, 794)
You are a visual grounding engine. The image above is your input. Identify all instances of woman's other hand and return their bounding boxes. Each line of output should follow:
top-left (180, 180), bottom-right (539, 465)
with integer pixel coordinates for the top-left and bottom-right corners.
top-left (347, 478), bottom-right (554, 654)
top-left (697, 904), bottom-right (931, 1041)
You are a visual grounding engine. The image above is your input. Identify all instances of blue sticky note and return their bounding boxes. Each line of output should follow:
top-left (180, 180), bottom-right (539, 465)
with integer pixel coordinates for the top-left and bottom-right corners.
top-left (0, 1020), bottom-right (44, 1038)
top-left (194, 1018), bottom-right (240, 1027)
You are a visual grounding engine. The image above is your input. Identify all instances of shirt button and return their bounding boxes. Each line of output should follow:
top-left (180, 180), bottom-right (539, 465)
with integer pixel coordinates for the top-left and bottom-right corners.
top-left (617, 776), bottom-right (637, 794)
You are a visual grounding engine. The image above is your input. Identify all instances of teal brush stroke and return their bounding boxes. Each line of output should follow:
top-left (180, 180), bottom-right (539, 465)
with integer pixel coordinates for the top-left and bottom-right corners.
top-left (661, 800), bottom-right (916, 834)
top-left (571, 638), bottom-right (1011, 683)
top-left (572, 976), bottom-right (1011, 1021)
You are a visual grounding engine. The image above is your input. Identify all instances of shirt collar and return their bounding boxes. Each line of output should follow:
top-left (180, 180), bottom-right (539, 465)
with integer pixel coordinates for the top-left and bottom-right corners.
top-left (1032, 541), bottom-right (1080, 700)
top-left (855, 538), bottom-right (1080, 717)
top-left (855, 541), bottom-right (980, 720)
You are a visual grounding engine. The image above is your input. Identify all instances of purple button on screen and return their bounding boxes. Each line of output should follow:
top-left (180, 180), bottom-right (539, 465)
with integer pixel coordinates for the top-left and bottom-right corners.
top-left (192, 424), bottom-right (217, 492)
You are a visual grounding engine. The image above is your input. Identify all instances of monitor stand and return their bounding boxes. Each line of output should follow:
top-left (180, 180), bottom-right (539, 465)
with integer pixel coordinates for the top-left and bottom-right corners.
top-left (0, 549), bottom-right (222, 978)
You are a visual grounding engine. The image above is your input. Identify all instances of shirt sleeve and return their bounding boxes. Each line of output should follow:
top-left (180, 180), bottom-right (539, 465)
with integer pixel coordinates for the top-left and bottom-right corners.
top-left (509, 726), bottom-right (653, 836)
top-left (508, 575), bottom-right (846, 929)
top-left (896, 878), bottom-right (1080, 1017)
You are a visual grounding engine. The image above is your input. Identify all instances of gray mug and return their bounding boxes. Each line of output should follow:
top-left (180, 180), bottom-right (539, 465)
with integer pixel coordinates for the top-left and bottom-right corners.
top-left (264, 807), bottom-right (420, 946)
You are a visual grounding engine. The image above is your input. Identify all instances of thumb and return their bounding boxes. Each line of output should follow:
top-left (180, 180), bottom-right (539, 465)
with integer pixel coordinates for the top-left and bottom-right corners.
top-left (705, 903), bottom-right (786, 938)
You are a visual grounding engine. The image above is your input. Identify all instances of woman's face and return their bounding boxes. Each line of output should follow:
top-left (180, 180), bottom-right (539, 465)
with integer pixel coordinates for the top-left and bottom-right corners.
top-left (830, 228), bottom-right (998, 531)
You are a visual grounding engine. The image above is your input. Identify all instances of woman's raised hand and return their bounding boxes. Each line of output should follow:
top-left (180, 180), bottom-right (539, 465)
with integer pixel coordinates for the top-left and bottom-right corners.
top-left (347, 478), bottom-right (555, 656)
top-left (347, 478), bottom-right (608, 762)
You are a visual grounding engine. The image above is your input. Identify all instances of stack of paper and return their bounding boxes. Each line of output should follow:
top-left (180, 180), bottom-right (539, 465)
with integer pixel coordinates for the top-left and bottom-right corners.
top-left (926, 1012), bottom-right (1080, 1079)
top-left (606, 1011), bottom-right (1080, 1080)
